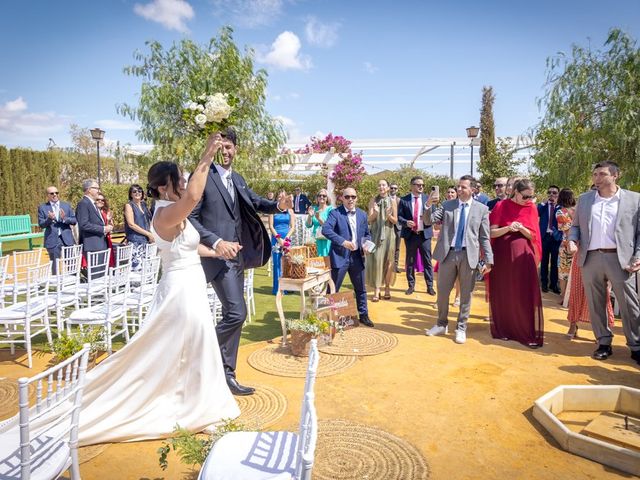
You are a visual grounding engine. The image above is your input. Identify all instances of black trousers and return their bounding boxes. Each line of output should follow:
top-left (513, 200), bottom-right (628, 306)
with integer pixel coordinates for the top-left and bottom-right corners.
top-left (393, 228), bottom-right (401, 269)
top-left (540, 233), bottom-right (561, 290)
top-left (211, 260), bottom-right (247, 378)
top-left (404, 232), bottom-right (433, 289)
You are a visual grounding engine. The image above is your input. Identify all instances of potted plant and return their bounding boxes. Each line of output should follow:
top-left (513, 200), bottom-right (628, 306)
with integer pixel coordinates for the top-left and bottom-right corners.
top-left (50, 327), bottom-right (106, 369)
top-left (286, 311), bottom-right (329, 356)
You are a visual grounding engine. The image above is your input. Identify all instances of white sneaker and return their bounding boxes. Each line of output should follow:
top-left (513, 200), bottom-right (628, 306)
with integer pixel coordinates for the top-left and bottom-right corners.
top-left (453, 297), bottom-right (460, 307)
top-left (425, 325), bottom-right (448, 336)
top-left (455, 329), bottom-right (466, 344)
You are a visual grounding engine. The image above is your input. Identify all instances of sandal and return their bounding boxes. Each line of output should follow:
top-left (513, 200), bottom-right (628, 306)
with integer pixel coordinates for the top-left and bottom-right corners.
top-left (383, 289), bottom-right (391, 300)
top-left (371, 295), bottom-right (380, 302)
top-left (566, 324), bottom-right (578, 339)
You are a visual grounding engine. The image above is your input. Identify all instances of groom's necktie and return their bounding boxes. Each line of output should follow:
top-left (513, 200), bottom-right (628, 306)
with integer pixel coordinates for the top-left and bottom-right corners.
top-left (226, 175), bottom-right (235, 203)
top-left (454, 203), bottom-right (466, 252)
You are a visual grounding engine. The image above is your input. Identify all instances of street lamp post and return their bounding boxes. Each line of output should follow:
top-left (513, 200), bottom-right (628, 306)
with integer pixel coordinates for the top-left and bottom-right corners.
top-left (90, 128), bottom-right (105, 187)
top-left (466, 126), bottom-right (480, 177)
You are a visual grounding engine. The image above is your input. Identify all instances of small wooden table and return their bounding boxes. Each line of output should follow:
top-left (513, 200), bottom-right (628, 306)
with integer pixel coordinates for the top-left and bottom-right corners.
top-left (275, 269), bottom-right (336, 346)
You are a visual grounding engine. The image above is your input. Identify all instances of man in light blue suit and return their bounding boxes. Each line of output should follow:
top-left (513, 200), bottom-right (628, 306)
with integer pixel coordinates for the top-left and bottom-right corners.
top-left (322, 187), bottom-right (374, 327)
top-left (37, 185), bottom-right (77, 274)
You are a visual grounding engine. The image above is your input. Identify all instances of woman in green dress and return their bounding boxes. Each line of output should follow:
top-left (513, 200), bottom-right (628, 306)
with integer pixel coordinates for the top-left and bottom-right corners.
top-left (366, 179), bottom-right (398, 301)
top-left (305, 189), bottom-right (333, 257)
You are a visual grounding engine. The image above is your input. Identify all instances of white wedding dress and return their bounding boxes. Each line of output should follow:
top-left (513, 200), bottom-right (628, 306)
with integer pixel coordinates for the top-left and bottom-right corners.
top-left (77, 200), bottom-right (239, 445)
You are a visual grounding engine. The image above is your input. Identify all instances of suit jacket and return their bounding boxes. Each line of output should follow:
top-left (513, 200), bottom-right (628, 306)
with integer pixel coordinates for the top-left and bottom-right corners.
top-left (293, 193), bottom-right (311, 214)
top-left (537, 202), bottom-right (562, 242)
top-left (37, 201), bottom-right (76, 248)
top-left (189, 166), bottom-right (279, 282)
top-left (397, 193), bottom-right (434, 240)
top-left (568, 188), bottom-right (640, 269)
top-left (321, 206), bottom-right (371, 269)
top-left (425, 199), bottom-right (493, 269)
top-left (474, 193), bottom-right (490, 205)
top-left (76, 196), bottom-right (107, 252)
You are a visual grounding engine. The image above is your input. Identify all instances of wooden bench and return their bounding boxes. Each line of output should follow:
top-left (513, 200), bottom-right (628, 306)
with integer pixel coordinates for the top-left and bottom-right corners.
top-left (0, 215), bottom-right (44, 256)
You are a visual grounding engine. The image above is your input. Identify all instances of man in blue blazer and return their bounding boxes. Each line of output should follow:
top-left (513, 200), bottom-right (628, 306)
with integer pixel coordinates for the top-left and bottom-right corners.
top-left (322, 187), bottom-right (374, 327)
top-left (37, 186), bottom-right (77, 274)
top-left (537, 185), bottom-right (562, 293)
top-left (292, 186), bottom-right (312, 215)
top-left (397, 176), bottom-right (436, 295)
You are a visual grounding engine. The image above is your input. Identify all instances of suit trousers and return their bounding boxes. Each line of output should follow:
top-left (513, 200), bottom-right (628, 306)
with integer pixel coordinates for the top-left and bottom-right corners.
top-left (46, 243), bottom-right (62, 275)
top-left (393, 228), bottom-right (401, 269)
top-left (331, 252), bottom-right (368, 318)
top-left (540, 233), bottom-right (561, 289)
top-left (436, 249), bottom-right (477, 331)
top-left (210, 259), bottom-right (248, 377)
top-left (582, 250), bottom-right (640, 350)
top-left (404, 232), bottom-right (433, 288)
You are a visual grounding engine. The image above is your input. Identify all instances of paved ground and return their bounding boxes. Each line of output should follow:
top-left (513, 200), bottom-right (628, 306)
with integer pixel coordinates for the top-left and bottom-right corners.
top-left (2, 263), bottom-right (639, 479)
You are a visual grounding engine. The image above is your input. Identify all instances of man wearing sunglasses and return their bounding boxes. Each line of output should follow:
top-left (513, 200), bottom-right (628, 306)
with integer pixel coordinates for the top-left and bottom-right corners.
top-left (397, 176), bottom-right (436, 295)
top-left (487, 177), bottom-right (508, 212)
top-left (537, 185), bottom-right (562, 294)
top-left (37, 186), bottom-right (77, 274)
top-left (322, 187), bottom-right (374, 327)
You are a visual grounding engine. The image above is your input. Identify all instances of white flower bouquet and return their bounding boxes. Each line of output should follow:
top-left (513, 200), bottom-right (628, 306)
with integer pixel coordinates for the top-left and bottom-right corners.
top-left (184, 93), bottom-right (236, 134)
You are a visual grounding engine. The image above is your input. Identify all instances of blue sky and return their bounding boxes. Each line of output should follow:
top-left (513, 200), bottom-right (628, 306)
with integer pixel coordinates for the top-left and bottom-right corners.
top-left (1, 0), bottom-right (639, 154)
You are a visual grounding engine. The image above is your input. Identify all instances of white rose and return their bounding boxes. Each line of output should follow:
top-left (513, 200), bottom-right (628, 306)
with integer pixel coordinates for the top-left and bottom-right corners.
top-left (197, 104), bottom-right (204, 112)
top-left (194, 113), bottom-right (207, 126)
top-left (188, 102), bottom-right (198, 110)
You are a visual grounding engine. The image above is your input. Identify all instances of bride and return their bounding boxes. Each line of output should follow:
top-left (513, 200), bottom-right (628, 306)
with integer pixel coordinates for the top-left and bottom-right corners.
top-left (77, 133), bottom-right (240, 445)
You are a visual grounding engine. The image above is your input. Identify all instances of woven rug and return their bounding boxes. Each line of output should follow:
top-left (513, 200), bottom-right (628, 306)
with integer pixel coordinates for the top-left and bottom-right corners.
top-left (318, 328), bottom-right (398, 356)
top-left (236, 384), bottom-right (287, 429)
top-left (247, 344), bottom-right (357, 378)
top-left (0, 378), bottom-right (35, 420)
top-left (313, 420), bottom-right (430, 479)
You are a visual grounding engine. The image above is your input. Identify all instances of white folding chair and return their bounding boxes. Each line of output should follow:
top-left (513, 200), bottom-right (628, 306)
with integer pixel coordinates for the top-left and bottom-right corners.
top-left (0, 263), bottom-right (54, 368)
top-left (0, 344), bottom-right (90, 480)
top-left (125, 255), bottom-right (161, 330)
top-left (207, 284), bottom-right (222, 327)
top-left (77, 249), bottom-right (111, 308)
top-left (0, 255), bottom-right (10, 309)
top-left (51, 252), bottom-right (83, 336)
top-left (5, 250), bottom-right (43, 305)
top-left (244, 269), bottom-right (256, 323)
top-left (198, 340), bottom-right (319, 480)
top-left (68, 263), bottom-right (131, 354)
top-left (114, 244), bottom-right (133, 267)
top-left (61, 245), bottom-right (83, 260)
top-left (129, 244), bottom-right (159, 285)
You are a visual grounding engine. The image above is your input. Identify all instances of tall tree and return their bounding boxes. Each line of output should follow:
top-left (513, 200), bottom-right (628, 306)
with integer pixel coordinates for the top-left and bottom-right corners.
top-left (479, 86), bottom-right (496, 165)
top-left (118, 26), bottom-right (287, 173)
top-left (534, 28), bottom-right (640, 190)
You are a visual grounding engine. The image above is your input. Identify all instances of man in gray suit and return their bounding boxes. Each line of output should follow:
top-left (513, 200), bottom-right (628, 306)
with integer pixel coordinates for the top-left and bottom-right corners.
top-left (568, 161), bottom-right (640, 365)
top-left (423, 175), bottom-right (493, 344)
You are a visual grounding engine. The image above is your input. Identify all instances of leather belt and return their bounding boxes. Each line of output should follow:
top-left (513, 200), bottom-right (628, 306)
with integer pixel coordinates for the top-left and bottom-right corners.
top-left (450, 247), bottom-right (466, 250)
top-left (591, 248), bottom-right (617, 253)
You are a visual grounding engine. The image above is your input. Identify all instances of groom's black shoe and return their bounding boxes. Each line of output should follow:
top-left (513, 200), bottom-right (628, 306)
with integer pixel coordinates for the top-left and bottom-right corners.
top-left (592, 345), bottom-right (613, 361)
top-left (226, 376), bottom-right (255, 396)
top-left (359, 315), bottom-right (374, 328)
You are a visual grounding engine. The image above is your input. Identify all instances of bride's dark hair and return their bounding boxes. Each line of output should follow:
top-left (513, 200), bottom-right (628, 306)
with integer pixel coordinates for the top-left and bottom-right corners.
top-left (147, 161), bottom-right (182, 199)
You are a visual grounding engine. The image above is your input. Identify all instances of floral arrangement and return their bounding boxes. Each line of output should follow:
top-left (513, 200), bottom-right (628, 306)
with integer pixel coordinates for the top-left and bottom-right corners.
top-left (295, 133), bottom-right (351, 154)
top-left (183, 93), bottom-right (237, 135)
top-left (286, 312), bottom-right (330, 336)
top-left (50, 328), bottom-right (105, 362)
top-left (274, 234), bottom-right (292, 254)
top-left (288, 253), bottom-right (306, 265)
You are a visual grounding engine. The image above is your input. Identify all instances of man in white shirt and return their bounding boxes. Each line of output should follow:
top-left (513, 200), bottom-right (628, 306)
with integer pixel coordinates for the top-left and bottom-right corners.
top-left (568, 161), bottom-right (640, 365)
top-left (423, 175), bottom-right (493, 344)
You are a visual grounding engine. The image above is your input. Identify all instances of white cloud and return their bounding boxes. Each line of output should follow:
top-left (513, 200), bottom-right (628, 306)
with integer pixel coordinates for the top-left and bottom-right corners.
top-left (95, 119), bottom-right (139, 131)
top-left (363, 61), bottom-right (378, 74)
top-left (212, 0), bottom-right (283, 28)
top-left (304, 17), bottom-right (340, 48)
top-left (257, 31), bottom-right (312, 71)
top-left (0, 97), bottom-right (69, 137)
top-left (275, 115), bottom-right (321, 144)
top-left (134, 0), bottom-right (194, 33)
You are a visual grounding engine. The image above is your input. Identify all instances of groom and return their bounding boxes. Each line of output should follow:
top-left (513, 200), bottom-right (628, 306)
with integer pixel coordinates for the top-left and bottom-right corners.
top-left (189, 128), bottom-right (292, 395)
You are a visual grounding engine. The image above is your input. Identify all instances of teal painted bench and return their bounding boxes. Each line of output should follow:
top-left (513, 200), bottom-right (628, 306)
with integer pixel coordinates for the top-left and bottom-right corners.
top-left (0, 215), bottom-right (44, 256)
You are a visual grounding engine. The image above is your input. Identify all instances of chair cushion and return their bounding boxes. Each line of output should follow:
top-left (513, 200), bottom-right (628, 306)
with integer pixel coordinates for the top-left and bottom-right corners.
top-left (199, 431), bottom-right (297, 480)
top-left (68, 304), bottom-right (126, 322)
top-left (0, 423), bottom-right (71, 480)
top-left (0, 297), bottom-right (54, 321)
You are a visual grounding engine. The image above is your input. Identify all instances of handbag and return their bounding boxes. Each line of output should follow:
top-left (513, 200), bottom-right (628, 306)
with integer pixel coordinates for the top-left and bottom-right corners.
top-left (314, 227), bottom-right (326, 241)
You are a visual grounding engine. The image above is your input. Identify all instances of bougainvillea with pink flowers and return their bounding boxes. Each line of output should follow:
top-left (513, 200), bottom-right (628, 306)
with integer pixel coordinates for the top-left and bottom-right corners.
top-left (295, 133), bottom-right (352, 154)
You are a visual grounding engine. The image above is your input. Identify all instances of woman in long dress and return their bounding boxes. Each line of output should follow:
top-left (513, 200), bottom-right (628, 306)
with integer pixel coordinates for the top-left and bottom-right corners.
top-left (488, 179), bottom-right (544, 348)
top-left (305, 189), bottom-right (333, 257)
top-left (268, 199), bottom-right (295, 295)
top-left (77, 133), bottom-right (240, 445)
top-left (366, 179), bottom-right (398, 301)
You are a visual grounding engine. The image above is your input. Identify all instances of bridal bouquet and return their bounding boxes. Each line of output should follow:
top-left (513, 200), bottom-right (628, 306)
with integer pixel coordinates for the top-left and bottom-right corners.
top-left (184, 93), bottom-right (236, 135)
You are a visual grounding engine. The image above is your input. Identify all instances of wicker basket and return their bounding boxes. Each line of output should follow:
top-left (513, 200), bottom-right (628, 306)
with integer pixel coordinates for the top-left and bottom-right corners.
top-left (290, 330), bottom-right (314, 356)
top-left (283, 255), bottom-right (307, 279)
top-left (305, 242), bottom-right (318, 257)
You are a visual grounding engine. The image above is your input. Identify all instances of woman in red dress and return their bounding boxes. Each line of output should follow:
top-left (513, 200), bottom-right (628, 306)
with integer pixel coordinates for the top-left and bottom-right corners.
top-left (488, 179), bottom-right (544, 348)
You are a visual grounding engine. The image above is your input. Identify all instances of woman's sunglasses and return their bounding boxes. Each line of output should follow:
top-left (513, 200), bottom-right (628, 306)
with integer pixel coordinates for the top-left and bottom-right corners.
top-left (520, 194), bottom-right (535, 200)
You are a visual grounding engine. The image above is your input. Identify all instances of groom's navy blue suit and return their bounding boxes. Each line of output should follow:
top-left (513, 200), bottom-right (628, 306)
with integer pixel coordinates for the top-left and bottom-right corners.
top-left (189, 165), bottom-right (279, 378)
top-left (322, 205), bottom-right (371, 318)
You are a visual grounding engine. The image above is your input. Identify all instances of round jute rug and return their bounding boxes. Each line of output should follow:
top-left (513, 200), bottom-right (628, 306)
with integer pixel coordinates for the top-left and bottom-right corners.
top-left (0, 378), bottom-right (35, 420)
top-left (313, 420), bottom-right (430, 480)
top-left (247, 344), bottom-right (357, 378)
top-left (318, 328), bottom-right (398, 356)
top-left (79, 444), bottom-right (111, 464)
top-left (236, 384), bottom-right (287, 429)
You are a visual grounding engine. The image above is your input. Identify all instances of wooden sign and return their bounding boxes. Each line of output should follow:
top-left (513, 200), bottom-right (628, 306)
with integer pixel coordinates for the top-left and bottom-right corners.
top-left (305, 256), bottom-right (330, 269)
top-left (314, 291), bottom-right (359, 330)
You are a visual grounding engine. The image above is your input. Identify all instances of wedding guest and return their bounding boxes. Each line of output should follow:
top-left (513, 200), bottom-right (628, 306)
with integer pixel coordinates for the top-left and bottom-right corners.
top-left (124, 183), bottom-right (154, 270)
top-left (487, 177), bottom-right (508, 211)
top-left (389, 183), bottom-right (403, 273)
top-left (77, 179), bottom-right (112, 270)
top-left (443, 186), bottom-right (460, 305)
top-left (293, 186), bottom-right (311, 214)
top-left (305, 188), bottom-right (333, 257)
top-left (96, 193), bottom-right (115, 267)
top-left (266, 191), bottom-right (276, 201)
top-left (473, 182), bottom-right (489, 205)
top-left (366, 179), bottom-right (398, 301)
top-left (398, 176), bottom-right (435, 296)
top-left (322, 187), bottom-right (374, 327)
top-left (424, 175), bottom-right (493, 344)
top-left (555, 188), bottom-right (576, 301)
top-left (505, 176), bottom-right (522, 199)
top-left (445, 186), bottom-right (458, 201)
top-left (37, 186), bottom-right (77, 274)
top-left (538, 185), bottom-right (562, 294)
top-left (268, 194), bottom-right (295, 295)
top-left (189, 128), bottom-right (292, 396)
top-left (567, 161), bottom-right (640, 364)
top-left (489, 179), bottom-right (544, 348)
